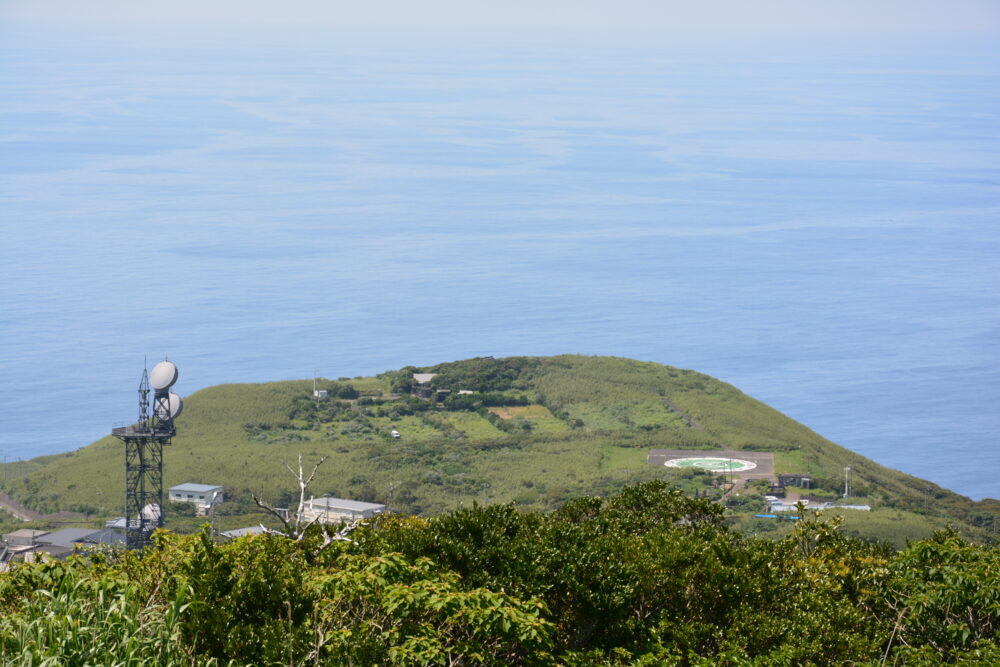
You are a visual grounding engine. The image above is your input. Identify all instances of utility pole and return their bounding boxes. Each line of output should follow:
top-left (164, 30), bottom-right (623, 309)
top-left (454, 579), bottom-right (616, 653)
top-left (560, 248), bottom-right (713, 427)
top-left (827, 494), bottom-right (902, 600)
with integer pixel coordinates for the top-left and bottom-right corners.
top-left (385, 481), bottom-right (397, 511)
top-left (844, 465), bottom-right (851, 499)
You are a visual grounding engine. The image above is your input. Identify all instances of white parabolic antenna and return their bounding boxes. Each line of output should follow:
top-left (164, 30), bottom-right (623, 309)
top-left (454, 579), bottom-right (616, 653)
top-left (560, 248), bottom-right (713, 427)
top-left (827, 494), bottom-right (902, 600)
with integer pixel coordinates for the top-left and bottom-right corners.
top-left (150, 360), bottom-right (178, 390)
top-left (155, 393), bottom-right (183, 420)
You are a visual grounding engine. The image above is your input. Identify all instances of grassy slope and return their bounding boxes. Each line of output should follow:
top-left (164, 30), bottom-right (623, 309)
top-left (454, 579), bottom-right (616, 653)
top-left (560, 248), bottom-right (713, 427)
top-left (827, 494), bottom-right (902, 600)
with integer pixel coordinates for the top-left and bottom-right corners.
top-left (1, 355), bottom-right (996, 544)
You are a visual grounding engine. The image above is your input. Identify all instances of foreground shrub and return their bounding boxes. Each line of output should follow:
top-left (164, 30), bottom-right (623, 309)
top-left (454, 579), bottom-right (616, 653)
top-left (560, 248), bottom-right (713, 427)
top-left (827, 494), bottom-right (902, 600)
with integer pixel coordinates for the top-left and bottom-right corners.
top-left (0, 483), bottom-right (996, 665)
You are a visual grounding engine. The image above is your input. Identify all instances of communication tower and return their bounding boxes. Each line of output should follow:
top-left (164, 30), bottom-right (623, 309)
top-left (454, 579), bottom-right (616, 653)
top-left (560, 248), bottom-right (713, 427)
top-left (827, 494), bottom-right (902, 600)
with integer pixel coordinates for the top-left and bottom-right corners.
top-left (112, 360), bottom-right (183, 550)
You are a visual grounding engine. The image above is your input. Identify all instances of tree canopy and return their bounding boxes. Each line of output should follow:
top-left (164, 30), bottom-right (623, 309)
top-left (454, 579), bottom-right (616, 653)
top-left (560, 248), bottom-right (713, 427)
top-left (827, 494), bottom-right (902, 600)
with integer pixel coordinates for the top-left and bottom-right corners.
top-left (1, 482), bottom-right (997, 665)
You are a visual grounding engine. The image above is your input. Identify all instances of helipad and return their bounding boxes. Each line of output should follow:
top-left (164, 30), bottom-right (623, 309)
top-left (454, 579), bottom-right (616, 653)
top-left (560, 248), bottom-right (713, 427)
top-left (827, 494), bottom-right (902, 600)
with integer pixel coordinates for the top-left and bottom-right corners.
top-left (663, 457), bottom-right (757, 472)
top-left (647, 449), bottom-right (774, 477)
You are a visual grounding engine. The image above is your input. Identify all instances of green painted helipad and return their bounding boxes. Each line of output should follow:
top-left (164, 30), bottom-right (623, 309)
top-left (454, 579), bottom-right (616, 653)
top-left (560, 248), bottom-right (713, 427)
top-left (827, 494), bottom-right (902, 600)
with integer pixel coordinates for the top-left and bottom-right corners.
top-left (663, 457), bottom-right (757, 472)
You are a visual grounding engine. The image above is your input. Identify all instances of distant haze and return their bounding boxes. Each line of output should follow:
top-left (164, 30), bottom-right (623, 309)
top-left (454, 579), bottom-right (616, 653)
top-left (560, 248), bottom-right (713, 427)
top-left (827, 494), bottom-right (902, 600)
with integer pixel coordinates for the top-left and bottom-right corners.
top-left (3, 0), bottom-right (999, 32)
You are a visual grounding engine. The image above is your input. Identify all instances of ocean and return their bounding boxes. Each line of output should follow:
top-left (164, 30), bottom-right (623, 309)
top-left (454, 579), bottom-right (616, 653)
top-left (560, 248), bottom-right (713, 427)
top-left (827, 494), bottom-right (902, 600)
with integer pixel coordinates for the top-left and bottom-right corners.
top-left (1, 27), bottom-right (998, 500)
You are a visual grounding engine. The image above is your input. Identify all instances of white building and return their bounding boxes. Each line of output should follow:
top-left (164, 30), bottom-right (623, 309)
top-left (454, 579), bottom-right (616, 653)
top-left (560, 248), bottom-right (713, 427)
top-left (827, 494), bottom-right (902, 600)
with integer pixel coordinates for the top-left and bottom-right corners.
top-left (169, 483), bottom-right (224, 512)
top-left (300, 497), bottom-right (386, 525)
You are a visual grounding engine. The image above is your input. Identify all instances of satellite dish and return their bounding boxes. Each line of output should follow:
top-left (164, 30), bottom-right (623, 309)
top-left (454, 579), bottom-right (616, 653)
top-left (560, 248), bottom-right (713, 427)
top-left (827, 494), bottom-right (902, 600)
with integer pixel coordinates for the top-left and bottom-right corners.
top-left (150, 361), bottom-right (178, 390)
top-left (139, 503), bottom-right (162, 521)
top-left (155, 393), bottom-right (183, 420)
top-left (167, 393), bottom-right (183, 419)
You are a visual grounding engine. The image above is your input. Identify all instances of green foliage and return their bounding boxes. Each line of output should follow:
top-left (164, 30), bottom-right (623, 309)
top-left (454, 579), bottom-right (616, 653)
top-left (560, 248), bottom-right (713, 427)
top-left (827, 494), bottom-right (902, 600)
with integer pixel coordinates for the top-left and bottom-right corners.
top-left (425, 357), bottom-right (542, 393)
top-left (0, 484), bottom-right (997, 665)
top-left (167, 501), bottom-right (198, 518)
top-left (309, 553), bottom-right (553, 665)
top-left (885, 529), bottom-right (1000, 662)
top-left (443, 391), bottom-right (531, 411)
top-left (379, 365), bottom-right (420, 394)
top-left (0, 557), bottom-right (214, 666)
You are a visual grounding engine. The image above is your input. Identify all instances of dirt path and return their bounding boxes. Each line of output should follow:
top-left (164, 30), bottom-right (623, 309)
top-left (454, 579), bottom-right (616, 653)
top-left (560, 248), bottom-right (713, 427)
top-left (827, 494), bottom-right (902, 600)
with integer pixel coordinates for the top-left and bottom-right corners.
top-left (0, 489), bottom-right (42, 522)
top-left (663, 397), bottom-right (703, 429)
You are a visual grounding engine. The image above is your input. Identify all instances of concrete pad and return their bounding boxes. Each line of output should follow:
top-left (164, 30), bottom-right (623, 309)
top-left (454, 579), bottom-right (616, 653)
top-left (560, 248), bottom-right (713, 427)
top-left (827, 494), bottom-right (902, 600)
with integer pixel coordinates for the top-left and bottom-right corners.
top-left (647, 448), bottom-right (775, 479)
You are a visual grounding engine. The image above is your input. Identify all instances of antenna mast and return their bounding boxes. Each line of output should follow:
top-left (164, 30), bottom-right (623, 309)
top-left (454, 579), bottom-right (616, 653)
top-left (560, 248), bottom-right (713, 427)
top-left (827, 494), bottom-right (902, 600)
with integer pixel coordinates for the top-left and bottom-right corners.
top-left (137, 367), bottom-right (150, 426)
top-left (113, 359), bottom-right (183, 550)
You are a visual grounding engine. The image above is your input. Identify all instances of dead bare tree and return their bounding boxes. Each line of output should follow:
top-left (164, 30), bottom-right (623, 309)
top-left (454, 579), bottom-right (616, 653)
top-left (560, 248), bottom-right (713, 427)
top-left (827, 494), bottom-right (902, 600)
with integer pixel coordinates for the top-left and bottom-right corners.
top-left (252, 454), bottom-right (360, 555)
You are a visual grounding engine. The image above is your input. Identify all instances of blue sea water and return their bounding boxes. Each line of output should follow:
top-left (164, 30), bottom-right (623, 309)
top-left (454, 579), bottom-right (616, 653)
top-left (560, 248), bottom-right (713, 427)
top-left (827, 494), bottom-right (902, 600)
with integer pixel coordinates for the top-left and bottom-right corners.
top-left (1, 27), bottom-right (998, 500)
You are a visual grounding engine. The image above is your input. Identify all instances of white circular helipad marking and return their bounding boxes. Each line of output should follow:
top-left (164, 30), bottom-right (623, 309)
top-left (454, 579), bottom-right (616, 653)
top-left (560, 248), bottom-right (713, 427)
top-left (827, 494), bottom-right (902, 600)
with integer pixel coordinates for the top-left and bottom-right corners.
top-left (664, 457), bottom-right (757, 472)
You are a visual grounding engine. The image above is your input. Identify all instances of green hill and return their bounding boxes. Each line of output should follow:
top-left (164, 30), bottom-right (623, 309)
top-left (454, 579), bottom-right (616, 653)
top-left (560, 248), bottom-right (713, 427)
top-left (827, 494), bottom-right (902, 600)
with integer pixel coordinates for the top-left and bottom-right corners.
top-left (2, 355), bottom-right (996, 545)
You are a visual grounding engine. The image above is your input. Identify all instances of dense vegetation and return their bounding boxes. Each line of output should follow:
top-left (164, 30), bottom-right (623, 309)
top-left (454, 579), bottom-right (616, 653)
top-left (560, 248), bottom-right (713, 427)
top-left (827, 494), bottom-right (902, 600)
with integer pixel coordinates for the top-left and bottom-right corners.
top-left (1, 356), bottom-right (996, 545)
top-left (1, 482), bottom-right (997, 665)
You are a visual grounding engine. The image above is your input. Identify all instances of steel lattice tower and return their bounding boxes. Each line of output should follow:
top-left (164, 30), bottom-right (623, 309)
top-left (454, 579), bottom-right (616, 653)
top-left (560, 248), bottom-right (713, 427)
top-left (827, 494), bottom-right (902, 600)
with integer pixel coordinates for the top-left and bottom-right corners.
top-left (112, 361), bottom-right (182, 550)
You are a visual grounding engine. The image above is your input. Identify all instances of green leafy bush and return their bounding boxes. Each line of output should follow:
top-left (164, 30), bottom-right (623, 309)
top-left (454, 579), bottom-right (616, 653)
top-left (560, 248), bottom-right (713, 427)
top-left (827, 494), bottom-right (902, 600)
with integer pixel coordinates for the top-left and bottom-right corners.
top-left (0, 484), bottom-right (997, 665)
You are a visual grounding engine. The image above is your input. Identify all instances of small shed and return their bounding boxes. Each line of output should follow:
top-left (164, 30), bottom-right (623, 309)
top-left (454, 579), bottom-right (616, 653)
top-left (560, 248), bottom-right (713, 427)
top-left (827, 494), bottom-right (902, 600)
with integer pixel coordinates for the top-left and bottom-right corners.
top-left (777, 474), bottom-right (812, 489)
top-left (300, 497), bottom-right (386, 525)
top-left (169, 483), bottom-right (225, 509)
top-left (769, 503), bottom-right (800, 513)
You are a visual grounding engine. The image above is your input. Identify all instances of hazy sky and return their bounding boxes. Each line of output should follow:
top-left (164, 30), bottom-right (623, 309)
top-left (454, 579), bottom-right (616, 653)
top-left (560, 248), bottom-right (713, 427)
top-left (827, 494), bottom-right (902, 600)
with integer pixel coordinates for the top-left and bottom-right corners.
top-left (3, 0), bottom-right (999, 33)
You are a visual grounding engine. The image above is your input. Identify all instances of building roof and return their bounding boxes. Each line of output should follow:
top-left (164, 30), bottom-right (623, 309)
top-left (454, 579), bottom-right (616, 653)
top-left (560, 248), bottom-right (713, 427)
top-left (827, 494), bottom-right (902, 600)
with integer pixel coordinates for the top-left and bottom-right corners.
top-left (36, 528), bottom-right (106, 549)
top-left (3, 529), bottom-right (49, 542)
top-left (220, 525), bottom-right (269, 539)
top-left (4, 544), bottom-right (35, 555)
top-left (170, 483), bottom-right (224, 493)
top-left (32, 544), bottom-right (75, 559)
top-left (412, 373), bottom-right (436, 384)
top-left (78, 528), bottom-right (126, 545)
top-left (307, 497), bottom-right (386, 512)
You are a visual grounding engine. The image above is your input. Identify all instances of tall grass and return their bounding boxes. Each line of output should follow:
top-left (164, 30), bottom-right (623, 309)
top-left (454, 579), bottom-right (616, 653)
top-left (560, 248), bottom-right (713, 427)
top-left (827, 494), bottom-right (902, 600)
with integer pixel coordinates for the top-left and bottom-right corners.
top-left (0, 574), bottom-right (237, 666)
